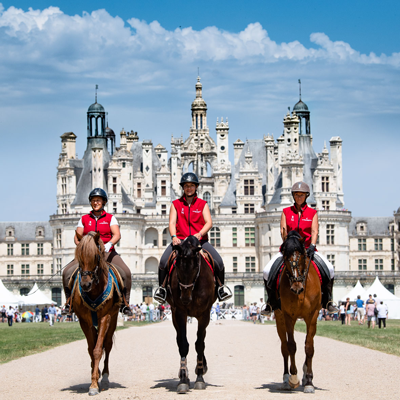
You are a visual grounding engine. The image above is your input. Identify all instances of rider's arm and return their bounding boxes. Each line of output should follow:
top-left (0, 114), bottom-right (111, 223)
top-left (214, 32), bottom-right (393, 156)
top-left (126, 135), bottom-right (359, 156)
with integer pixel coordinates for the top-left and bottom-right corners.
top-left (199, 203), bottom-right (212, 236)
top-left (110, 224), bottom-right (121, 246)
top-left (280, 212), bottom-right (287, 240)
top-left (169, 204), bottom-right (181, 245)
top-left (311, 213), bottom-right (319, 245)
top-left (74, 227), bottom-right (84, 245)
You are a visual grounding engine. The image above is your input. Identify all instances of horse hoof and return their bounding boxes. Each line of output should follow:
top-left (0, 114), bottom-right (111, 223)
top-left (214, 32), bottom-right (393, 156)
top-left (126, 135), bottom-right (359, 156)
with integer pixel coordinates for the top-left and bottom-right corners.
top-left (88, 388), bottom-right (99, 396)
top-left (101, 373), bottom-right (109, 388)
top-left (304, 385), bottom-right (315, 393)
top-left (289, 375), bottom-right (300, 389)
top-left (281, 382), bottom-right (292, 390)
top-left (177, 383), bottom-right (190, 394)
top-left (194, 380), bottom-right (206, 390)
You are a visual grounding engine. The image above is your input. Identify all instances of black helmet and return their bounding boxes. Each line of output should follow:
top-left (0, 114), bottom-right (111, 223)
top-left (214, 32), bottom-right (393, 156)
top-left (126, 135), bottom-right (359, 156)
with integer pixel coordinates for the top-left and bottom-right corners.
top-left (89, 188), bottom-right (108, 203)
top-left (180, 173), bottom-right (199, 187)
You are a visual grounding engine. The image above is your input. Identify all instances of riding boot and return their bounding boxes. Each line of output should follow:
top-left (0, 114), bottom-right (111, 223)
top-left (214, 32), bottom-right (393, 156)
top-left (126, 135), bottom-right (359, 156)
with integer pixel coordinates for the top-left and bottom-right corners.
top-left (61, 286), bottom-right (73, 316)
top-left (153, 267), bottom-right (168, 304)
top-left (214, 268), bottom-right (232, 302)
top-left (120, 288), bottom-right (133, 316)
top-left (261, 279), bottom-right (280, 316)
top-left (322, 278), bottom-right (339, 314)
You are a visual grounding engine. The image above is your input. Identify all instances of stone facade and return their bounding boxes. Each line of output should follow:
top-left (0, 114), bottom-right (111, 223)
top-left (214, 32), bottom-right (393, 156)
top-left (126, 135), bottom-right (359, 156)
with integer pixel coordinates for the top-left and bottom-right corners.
top-left (1, 78), bottom-right (400, 304)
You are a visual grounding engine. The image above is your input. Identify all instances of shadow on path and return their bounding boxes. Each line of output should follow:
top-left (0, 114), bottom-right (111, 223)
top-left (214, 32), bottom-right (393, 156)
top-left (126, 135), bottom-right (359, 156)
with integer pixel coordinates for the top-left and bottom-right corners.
top-left (61, 381), bottom-right (126, 394)
top-left (151, 378), bottom-right (223, 392)
top-left (255, 382), bottom-right (327, 394)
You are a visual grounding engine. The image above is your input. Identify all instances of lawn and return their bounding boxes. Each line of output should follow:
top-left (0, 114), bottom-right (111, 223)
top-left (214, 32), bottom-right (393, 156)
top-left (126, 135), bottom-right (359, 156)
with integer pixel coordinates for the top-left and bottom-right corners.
top-left (0, 320), bottom-right (156, 364)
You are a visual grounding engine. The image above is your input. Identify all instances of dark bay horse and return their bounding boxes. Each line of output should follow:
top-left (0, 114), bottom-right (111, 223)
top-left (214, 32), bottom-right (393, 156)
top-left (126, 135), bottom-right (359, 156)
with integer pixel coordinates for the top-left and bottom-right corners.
top-left (166, 236), bottom-right (217, 394)
top-left (274, 231), bottom-right (321, 394)
top-left (72, 231), bottom-right (121, 396)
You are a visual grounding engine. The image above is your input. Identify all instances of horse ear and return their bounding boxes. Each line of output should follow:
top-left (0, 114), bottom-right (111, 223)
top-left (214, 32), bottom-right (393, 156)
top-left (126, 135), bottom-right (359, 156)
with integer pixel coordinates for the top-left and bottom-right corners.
top-left (173, 244), bottom-right (182, 253)
top-left (195, 244), bottom-right (202, 253)
top-left (94, 231), bottom-right (101, 243)
top-left (75, 230), bottom-right (83, 242)
top-left (299, 237), bottom-right (305, 244)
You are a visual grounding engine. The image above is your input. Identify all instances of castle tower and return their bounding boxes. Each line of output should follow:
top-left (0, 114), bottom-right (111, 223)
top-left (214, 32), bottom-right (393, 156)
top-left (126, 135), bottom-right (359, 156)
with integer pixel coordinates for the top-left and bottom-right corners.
top-left (293, 79), bottom-right (311, 136)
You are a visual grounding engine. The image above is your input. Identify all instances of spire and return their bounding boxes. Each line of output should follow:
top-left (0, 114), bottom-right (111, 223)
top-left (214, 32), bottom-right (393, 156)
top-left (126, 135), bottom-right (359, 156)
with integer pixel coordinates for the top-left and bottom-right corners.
top-left (298, 79), bottom-right (301, 100)
top-left (95, 84), bottom-right (98, 103)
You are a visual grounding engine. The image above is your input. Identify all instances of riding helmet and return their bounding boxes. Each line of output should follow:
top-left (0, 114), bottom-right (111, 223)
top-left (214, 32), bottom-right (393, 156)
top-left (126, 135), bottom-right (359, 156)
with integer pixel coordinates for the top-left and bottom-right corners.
top-left (291, 182), bottom-right (310, 198)
top-left (89, 188), bottom-right (108, 203)
top-left (179, 173), bottom-right (200, 187)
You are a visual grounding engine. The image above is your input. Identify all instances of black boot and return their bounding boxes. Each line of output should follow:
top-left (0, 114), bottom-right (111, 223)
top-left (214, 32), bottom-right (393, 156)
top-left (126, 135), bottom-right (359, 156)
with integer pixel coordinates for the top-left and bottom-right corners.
top-left (215, 268), bottom-right (232, 301)
top-left (120, 289), bottom-right (133, 316)
top-left (261, 279), bottom-right (280, 316)
top-left (322, 278), bottom-right (339, 314)
top-left (154, 267), bottom-right (168, 304)
top-left (61, 287), bottom-right (73, 316)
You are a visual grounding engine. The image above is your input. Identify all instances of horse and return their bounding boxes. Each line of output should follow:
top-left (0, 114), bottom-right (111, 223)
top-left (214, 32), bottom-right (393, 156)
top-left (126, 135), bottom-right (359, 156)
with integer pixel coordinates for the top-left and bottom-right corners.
top-left (166, 235), bottom-right (217, 394)
top-left (274, 230), bottom-right (321, 394)
top-left (71, 231), bottom-right (122, 396)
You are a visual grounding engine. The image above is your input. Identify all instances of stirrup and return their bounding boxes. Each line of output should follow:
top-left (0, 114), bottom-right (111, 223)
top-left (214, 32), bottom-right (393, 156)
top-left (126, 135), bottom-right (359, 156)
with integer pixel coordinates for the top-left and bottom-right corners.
top-left (260, 303), bottom-right (272, 316)
top-left (154, 286), bottom-right (167, 304)
top-left (326, 300), bottom-right (339, 314)
top-left (121, 305), bottom-right (133, 316)
top-left (61, 303), bottom-right (72, 316)
top-left (217, 285), bottom-right (232, 301)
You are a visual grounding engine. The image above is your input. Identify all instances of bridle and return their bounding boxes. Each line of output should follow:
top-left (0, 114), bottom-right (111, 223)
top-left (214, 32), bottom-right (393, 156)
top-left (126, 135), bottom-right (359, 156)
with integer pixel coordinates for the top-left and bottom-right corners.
top-left (78, 244), bottom-right (102, 287)
top-left (285, 248), bottom-right (312, 289)
top-left (176, 251), bottom-right (201, 292)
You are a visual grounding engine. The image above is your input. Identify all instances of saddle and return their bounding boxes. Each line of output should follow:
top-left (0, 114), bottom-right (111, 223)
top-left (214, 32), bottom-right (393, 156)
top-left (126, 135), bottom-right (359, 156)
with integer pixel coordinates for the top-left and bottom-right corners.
top-left (165, 249), bottom-right (214, 278)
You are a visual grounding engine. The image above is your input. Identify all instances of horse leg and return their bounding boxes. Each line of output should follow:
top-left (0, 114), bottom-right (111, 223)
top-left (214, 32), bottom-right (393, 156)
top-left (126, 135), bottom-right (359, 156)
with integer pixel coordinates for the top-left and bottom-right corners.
top-left (284, 314), bottom-right (299, 389)
top-left (79, 320), bottom-right (98, 388)
top-left (302, 310), bottom-right (319, 393)
top-left (172, 311), bottom-right (190, 394)
top-left (89, 314), bottom-right (111, 396)
top-left (194, 314), bottom-right (210, 390)
top-left (101, 314), bottom-right (117, 389)
top-left (275, 310), bottom-right (291, 390)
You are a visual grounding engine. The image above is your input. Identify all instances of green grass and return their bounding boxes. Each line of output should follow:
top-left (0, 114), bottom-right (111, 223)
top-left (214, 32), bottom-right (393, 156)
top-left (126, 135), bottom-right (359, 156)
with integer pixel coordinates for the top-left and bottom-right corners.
top-left (294, 319), bottom-right (400, 357)
top-left (0, 319), bottom-right (157, 364)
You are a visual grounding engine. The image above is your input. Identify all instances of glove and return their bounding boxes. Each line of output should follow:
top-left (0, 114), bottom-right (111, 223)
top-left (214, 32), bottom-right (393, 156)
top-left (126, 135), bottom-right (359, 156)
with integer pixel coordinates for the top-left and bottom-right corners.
top-left (104, 242), bottom-right (113, 252)
top-left (306, 244), bottom-right (316, 259)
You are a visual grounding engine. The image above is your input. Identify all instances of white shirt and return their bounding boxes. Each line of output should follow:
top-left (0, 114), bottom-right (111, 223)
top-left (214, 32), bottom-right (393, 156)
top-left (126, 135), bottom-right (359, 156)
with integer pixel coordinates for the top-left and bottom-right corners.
top-left (339, 304), bottom-right (345, 314)
top-left (77, 215), bottom-right (119, 228)
top-left (141, 304), bottom-right (147, 313)
top-left (7, 308), bottom-right (14, 317)
top-left (377, 304), bottom-right (388, 318)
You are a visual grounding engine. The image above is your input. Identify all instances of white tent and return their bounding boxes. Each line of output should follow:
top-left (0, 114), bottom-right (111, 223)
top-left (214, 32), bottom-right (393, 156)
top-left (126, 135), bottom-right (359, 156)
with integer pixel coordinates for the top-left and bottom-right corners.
top-left (341, 280), bottom-right (367, 302)
top-left (362, 277), bottom-right (400, 319)
top-left (0, 279), bottom-right (20, 306)
top-left (20, 283), bottom-right (56, 306)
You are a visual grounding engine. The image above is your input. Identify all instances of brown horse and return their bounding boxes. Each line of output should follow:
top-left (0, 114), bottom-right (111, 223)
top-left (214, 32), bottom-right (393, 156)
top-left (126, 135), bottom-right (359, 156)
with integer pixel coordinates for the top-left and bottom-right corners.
top-left (166, 235), bottom-right (217, 394)
top-left (72, 231), bottom-right (121, 396)
top-left (274, 230), bottom-right (321, 394)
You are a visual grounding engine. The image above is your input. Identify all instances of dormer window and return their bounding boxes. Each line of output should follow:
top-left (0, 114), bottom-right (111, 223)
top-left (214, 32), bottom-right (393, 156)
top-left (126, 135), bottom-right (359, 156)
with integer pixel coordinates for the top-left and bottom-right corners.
top-left (356, 222), bottom-right (367, 235)
top-left (36, 226), bottom-right (45, 238)
top-left (6, 226), bottom-right (15, 239)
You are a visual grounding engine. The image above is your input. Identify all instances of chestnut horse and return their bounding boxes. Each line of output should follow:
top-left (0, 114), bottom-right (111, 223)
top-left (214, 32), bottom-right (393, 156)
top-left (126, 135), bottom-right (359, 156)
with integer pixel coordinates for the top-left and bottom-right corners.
top-left (166, 236), bottom-right (217, 394)
top-left (274, 231), bottom-right (321, 393)
top-left (72, 231), bottom-right (121, 396)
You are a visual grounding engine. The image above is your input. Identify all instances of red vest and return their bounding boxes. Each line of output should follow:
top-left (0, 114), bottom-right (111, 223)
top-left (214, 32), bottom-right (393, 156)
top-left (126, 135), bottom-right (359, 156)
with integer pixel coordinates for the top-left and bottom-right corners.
top-left (283, 204), bottom-right (317, 249)
top-left (173, 195), bottom-right (208, 241)
top-left (82, 210), bottom-right (113, 248)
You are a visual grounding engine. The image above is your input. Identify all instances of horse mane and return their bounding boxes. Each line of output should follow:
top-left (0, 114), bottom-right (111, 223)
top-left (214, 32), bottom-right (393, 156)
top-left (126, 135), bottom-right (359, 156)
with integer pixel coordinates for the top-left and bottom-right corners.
top-left (281, 230), bottom-right (305, 259)
top-left (75, 232), bottom-right (108, 276)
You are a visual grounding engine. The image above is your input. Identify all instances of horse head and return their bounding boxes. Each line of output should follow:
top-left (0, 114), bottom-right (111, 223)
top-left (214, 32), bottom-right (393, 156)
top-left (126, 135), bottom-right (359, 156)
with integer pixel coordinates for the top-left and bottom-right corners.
top-left (281, 231), bottom-right (307, 295)
top-left (173, 236), bottom-right (202, 305)
top-left (75, 230), bottom-right (106, 292)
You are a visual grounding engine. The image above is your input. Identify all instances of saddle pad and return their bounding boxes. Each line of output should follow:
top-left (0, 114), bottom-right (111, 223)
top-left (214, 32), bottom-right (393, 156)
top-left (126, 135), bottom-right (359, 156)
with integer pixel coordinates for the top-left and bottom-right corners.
top-left (169, 252), bottom-right (214, 276)
top-left (276, 260), bottom-right (322, 290)
top-left (108, 262), bottom-right (125, 291)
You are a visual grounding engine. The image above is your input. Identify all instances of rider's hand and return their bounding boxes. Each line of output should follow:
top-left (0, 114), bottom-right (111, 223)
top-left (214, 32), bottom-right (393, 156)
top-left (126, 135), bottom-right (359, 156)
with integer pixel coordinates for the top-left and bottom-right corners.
top-left (306, 244), bottom-right (316, 259)
top-left (194, 232), bottom-right (202, 240)
top-left (172, 237), bottom-right (181, 246)
top-left (104, 242), bottom-right (113, 253)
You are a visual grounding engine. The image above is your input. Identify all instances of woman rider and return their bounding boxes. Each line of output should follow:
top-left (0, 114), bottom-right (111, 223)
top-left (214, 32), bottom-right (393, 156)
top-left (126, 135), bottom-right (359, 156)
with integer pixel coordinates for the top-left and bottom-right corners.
top-left (154, 172), bottom-right (232, 304)
top-left (262, 181), bottom-right (338, 314)
top-left (61, 188), bottom-right (132, 316)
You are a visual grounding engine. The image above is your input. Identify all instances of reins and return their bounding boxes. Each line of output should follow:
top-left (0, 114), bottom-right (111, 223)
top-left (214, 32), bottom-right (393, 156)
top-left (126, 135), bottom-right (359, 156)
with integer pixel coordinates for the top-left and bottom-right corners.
top-left (176, 252), bottom-right (201, 291)
top-left (284, 239), bottom-right (312, 291)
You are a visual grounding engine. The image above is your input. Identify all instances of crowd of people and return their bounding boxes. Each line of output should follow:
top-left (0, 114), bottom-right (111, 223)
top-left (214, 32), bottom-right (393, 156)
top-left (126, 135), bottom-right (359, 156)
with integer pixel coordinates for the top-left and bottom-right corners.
top-left (126, 302), bottom-right (167, 322)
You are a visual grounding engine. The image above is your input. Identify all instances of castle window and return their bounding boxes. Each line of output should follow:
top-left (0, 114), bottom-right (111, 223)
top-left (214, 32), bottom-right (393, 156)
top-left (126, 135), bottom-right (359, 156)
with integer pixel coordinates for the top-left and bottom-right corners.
top-left (162, 228), bottom-right (168, 246)
top-left (52, 288), bottom-right (62, 306)
top-left (7, 264), bottom-right (13, 275)
top-left (358, 238), bottom-right (366, 251)
top-left (113, 202), bottom-right (117, 214)
top-left (232, 227), bottom-right (237, 247)
top-left (358, 259), bottom-right (367, 270)
top-left (161, 205), bottom-right (166, 215)
top-left (327, 254), bottom-right (335, 267)
top-left (37, 264), bottom-right (44, 275)
top-left (326, 224), bottom-right (334, 245)
top-left (21, 243), bottom-right (29, 256)
top-left (62, 203), bottom-right (67, 214)
top-left (122, 162), bottom-right (126, 168)
top-left (137, 182), bottom-right (141, 198)
top-left (244, 204), bottom-right (255, 214)
top-left (233, 256), bottom-right (238, 273)
top-left (57, 258), bottom-right (62, 275)
top-left (61, 177), bottom-right (67, 195)
top-left (161, 180), bottom-right (166, 196)
top-left (391, 238), bottom-right (394, 251)
top-left (322, 200), bottom-right (330, 210)
top-left (245, 256), bottom-right (256, 272)
top-left (244, 180), bottom-right (255, 196)
top-left (200, 115), bottom-right (203, 129)
top-left (391, 259), bottom-right (395, 271)
top-left (21, 264), bottom-right (30, 275)
top-left (7, 244), bottom-right (13, 256)
top-left (322, 177), bottom-right (329, 192)
top-left (56, 229), bottom-right (62, 248)
top-left (245, 227), bottom-right (255, 247)
top-left (210, 227), bottom-right (220, 247)
top-left (232, 207), bottom-right (237, 214)
top-left (6, 226), bottom-right (15, 238)
top-left (375, 259), bottom-right (383, 270)
top-left (203, 191), bottom-right (211, 203)
top-left (374, 238), bottom-right (383, 251)
top-left (196, 115), bottom-right (198, 129)
top-left (37, 243), bottom-right (43, 255)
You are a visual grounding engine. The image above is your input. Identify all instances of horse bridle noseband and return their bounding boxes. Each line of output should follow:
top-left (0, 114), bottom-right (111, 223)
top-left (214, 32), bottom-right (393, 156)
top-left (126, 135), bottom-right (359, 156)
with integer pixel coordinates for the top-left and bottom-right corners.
top-left (176, 252), bottom-right (201, 291)
top-left (78, 245), bottom-right (102, 286)
top-left (285, 250), bottom-right (312, 287)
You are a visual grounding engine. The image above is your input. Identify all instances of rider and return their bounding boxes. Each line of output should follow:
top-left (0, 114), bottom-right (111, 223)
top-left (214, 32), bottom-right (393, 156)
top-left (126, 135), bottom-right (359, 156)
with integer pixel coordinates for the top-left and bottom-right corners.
top-left (61, 188), bottom-right (132, 316)
top-left (262, 181), bottom-right (338, 314)
top-left (154, 172), bottom-right (232, 304)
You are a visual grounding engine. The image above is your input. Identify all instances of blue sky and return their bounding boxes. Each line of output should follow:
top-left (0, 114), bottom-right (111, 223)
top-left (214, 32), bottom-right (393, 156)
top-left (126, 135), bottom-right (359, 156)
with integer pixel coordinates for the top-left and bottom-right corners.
top-left (0, 1), bottom-right (399, 220)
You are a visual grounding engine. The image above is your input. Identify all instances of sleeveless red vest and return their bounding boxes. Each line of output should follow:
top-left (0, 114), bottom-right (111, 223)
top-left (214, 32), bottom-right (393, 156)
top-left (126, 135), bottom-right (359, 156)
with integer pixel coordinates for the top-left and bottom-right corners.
top-left (173, 195), bottom-right (208, 241)
top-left (283, 204), bottom-right (317, 249)
top-left (81, 210), bottom-right (113, 247)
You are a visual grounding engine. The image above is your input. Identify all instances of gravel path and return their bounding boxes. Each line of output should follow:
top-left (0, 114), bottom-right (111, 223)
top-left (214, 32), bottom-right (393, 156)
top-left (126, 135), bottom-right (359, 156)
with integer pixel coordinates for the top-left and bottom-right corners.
top-left (1, 319), bottom-right (399, 400)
